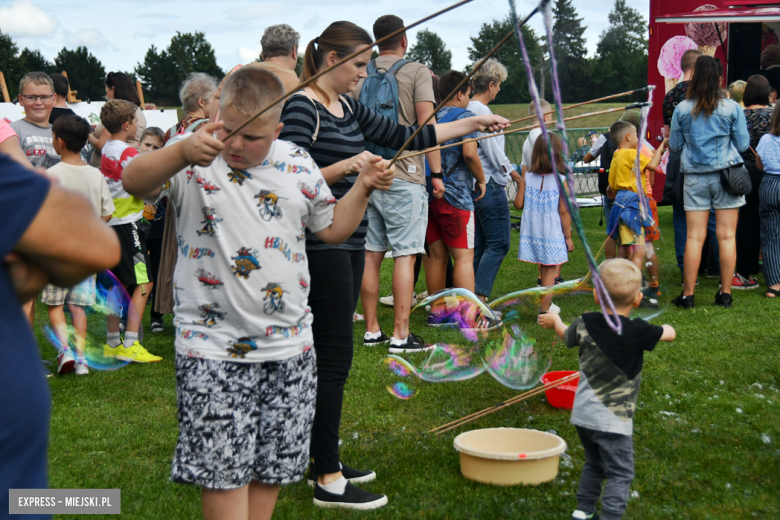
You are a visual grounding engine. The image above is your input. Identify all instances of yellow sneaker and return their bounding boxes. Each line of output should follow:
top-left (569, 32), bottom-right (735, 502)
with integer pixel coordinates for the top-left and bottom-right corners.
top-left (103, 341), bottom-right (162, 363)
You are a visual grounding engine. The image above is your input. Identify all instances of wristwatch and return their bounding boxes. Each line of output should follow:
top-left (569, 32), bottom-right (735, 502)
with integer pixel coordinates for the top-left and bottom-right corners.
top-left (430, 171), bottom-right (444, 179)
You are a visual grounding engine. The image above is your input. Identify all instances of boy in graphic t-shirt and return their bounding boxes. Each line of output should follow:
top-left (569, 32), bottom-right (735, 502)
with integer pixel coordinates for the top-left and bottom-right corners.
top-left (99, 99), bottom-right (161, 363)
top-left (121, 67), bottom-right (396, 518)
top-left (539, 259), bottom-right (676, 520)
top-left (11, 72), bottom-right (60, 169)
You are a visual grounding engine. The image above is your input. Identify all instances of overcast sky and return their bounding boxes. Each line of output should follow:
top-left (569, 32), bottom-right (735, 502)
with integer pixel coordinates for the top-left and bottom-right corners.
top-left (1, 0), bottom-right (649, 74)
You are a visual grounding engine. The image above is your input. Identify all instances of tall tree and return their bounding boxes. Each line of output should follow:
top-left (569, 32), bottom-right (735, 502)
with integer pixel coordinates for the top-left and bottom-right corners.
top-left (467, 15), bottom-right (543, 104)
top-left (20, 49), bottom-right (55, 75)
top-left (592, 0), bottom-right (648, 98)
top-left (136, 32), bottom-right (224, 106)
top-left (407, 29), bottom-right (452, 76)
top-left (552, 0), bottom-right (590, 101)
top-left (54, 47), bottom-right (106, 101)
top-left (0, 31), bottom-right (25, 100)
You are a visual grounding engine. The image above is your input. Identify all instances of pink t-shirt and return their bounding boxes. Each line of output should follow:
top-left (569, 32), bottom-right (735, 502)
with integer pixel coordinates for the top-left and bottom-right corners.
top-left (0, 120), bottom-right (18, 145)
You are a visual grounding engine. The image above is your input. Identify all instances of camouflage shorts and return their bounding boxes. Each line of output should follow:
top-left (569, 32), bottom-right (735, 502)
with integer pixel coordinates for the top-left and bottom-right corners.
top-left (171, 348), bottom-right (317, 489)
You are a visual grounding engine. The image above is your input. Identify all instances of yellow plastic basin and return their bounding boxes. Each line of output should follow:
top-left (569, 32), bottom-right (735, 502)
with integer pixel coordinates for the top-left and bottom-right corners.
top-left (453, 428), bottom-right (567, 486)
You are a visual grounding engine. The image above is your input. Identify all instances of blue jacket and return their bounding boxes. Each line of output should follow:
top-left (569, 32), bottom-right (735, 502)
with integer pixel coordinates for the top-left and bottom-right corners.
top-left (669, 98), bottom-right (749, 173)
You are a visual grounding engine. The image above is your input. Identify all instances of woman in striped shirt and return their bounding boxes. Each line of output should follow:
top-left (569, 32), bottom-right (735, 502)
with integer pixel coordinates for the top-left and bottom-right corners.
top-left (279, 20), bottom-right (508, 510)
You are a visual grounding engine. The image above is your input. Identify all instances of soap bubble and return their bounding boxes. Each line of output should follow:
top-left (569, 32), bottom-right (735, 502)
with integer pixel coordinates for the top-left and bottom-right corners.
top-left (42, 270), bottom-right (140, 370)
top-left (479, 323), bottom-right (550, 390)
top-left (387, 382), bottom-right (417, 400)
top-left (382, 357), bottom-right (418, 400)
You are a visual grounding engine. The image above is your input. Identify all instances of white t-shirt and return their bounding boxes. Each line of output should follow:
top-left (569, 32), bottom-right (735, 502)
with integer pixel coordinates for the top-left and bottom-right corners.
top-left (520, 127), bottom-right (543, 169)
top-left (47, 162), bottom-right (115, 218)
top-left (159, 140), bottom-right (335, 362)
top-left (101, 140), bottom-right (142, 226)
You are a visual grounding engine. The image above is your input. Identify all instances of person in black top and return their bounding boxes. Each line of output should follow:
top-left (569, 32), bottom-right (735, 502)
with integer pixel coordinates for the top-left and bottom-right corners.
top-left (48, 73), bottom-right (76, 124)
top-left (279, 20), bottom-right (509, 510)
top-left (539, 259), bottom-right (675, 520)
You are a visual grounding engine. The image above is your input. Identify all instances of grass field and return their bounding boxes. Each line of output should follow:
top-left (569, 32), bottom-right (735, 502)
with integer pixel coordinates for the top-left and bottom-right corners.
top-left (36, 205), bottom-right (780, 519)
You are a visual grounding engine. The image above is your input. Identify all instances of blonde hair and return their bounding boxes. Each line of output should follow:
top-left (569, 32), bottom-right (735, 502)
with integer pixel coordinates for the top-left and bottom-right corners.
top-left (472, 58), bottom-right (508, 95)
top-left (19, 71), bottom-right (54, 95)
top-left (100, 99), bottom-right (137, 134)
top-left (528, 99), bottom-right (551, 117)
top-left (221, 67), bottom-right (284, 121)
top-left (728, 80), bottom-right (746, 106)
top-left (599, 259), bottom-right (642, 307)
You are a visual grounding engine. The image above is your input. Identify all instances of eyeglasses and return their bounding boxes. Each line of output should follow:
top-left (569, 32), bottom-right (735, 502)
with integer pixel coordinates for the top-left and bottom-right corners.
top-left (21, 95), bottom-right (54, 103)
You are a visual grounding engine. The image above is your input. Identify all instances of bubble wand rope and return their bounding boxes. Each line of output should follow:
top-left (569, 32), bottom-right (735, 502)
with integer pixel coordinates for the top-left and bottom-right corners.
top-left (429, 372), bottom-right (580, 435)
top-left (399, 102), bottom-right (650, 160)
top-left (220, 0), bottom-right (476, 142)
top-left (510, 0), bottom-right (621, 333)
top-left (387, 1), bottom-right (545, 167)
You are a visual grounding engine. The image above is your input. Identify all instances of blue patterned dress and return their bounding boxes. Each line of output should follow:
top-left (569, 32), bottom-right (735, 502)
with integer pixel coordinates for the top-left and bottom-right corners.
top-left (518, 172), bottom-right (568, 265)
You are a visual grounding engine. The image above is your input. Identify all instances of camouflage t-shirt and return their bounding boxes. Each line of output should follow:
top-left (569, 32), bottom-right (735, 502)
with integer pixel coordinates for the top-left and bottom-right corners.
top-left (565, 313), bottom-right (663, 435)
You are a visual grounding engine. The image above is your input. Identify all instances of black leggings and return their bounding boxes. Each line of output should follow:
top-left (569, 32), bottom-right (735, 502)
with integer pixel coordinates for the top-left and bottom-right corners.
top-left (307, 248), bottom-right (365, 475)
top-left (736, 165), bottom-right (763, 277)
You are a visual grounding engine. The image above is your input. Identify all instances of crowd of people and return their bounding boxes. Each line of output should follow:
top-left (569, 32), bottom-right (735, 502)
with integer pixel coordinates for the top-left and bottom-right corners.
top-left (1, 15), bottom-right (778, 520)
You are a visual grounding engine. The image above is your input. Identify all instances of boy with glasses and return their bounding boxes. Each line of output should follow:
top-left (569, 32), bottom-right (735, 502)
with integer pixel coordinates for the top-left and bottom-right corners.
top-left (11, 72), bottom-right (60, 169)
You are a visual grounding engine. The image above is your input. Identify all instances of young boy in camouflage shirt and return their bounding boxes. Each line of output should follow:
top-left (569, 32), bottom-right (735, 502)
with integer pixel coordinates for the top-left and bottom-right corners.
top-left (539, 259), bottom-right (676, 520)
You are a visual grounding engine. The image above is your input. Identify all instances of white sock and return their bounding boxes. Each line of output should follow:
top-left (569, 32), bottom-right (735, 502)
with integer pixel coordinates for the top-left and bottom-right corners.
top-left (319, 476), bottom-right (347, 495)
top-left (390, 336), bottom-right (408, 346)
top-left (364, 330), bottom-right (382, 340)
top-left (124, 331), bottom-right (139, 348)
top-left (107, 332), bottom-right (121, 348)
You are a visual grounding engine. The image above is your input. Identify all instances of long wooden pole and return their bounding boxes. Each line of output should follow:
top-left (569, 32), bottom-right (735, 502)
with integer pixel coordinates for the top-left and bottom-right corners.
top-left (221, 0), bottom-right (476, 142)
top-left (402, 102), bottom-right (651, 160)
top-left (430, 372), bottom-right (580, 435)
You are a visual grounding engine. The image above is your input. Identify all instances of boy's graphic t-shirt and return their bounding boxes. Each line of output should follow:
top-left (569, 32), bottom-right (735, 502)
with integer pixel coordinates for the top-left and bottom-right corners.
top-left (101, 140), bottom-right (142, 226)
top-left (565, 312), bottom-right (663, 436)
top-left (159, 139), bottom-right (335, 363)
top-left (9, 119), bottom-right (60, 169)
top-left (608, 148), bottom-right (650, 194)
top-left (438, 106), bottom-right (479, 212)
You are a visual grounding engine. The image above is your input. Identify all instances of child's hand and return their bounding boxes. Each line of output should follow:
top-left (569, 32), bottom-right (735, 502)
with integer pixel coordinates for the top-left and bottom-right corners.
top-left (537, 311), bottom-right (561, 330)
top-left (657, 138), bottom-right (668, 152)
top-left (432, 177), bottom-right (445, 198)
top-left (566, 237), bottom-right (575, 252)
top-left (358, 155), bottom-right (395, 195)
top-left (473, 115), bottom-right (511, 133)
top-left (474, 180), bottom-right (486, 201)
top-left (344, 151), bottom-right (372, 175)
top-left (183, 122), bottom-right (225, 166)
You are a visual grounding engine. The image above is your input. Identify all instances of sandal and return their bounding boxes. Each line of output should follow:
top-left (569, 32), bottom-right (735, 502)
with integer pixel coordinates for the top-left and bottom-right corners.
top-left (766, 288), bottom-right (780, 298)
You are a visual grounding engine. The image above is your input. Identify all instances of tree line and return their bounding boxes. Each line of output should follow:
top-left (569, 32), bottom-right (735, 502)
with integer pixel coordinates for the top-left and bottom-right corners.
top-left (0, 0), bottom-right (647, 107)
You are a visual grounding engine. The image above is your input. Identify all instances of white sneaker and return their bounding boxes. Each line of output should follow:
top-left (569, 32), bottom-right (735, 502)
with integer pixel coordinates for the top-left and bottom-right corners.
top-left (353, 312), bottom-right (364, 322)
top-left (74, 359), bottom-right (89, 375)
top-left (417, 291), bottom-right (429, 301)
top-left (378, 294), bottom-right (416, 307)
top-left (548, 302), bottom-right (561, 314)
top-left (57, 350), bottom-right (75, 375)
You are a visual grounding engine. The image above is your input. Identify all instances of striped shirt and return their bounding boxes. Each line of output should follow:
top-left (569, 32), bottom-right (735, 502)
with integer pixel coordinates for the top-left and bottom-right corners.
top-left (279, 94), bottom-right (437, 251)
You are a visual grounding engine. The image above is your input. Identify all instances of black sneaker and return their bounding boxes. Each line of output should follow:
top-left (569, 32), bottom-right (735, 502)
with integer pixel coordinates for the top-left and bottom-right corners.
top-left (715, 291), bottom-right (733, 308)
top-left (554, 276), bottom-right (565, 285)
top-left (388, 333), bottom-right (435, 354)
top-left (313, 482), bottom-right (388, 510)
top-left (638, 296), bottom-right (660, 310)
top-left (671, 292), bottom-right (695, 309)
top-left (536, 277), bottom-right (542, 287)
top-left (363, 330), bottom-right (390, 346)
top-left (307, 462), bottom-right (376, 486)
top-left (705, 269), bottom-right (720, 279)
top-left (151, 320), bottom-right (164, 333)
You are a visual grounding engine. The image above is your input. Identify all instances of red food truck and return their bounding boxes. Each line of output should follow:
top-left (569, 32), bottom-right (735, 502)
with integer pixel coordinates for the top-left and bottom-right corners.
top-left (647, 0), bottom-right (780, 197)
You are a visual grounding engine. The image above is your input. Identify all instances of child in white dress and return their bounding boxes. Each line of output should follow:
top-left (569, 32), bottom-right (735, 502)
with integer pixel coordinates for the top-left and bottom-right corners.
top-left (515, 133), bottom-right (574, 313)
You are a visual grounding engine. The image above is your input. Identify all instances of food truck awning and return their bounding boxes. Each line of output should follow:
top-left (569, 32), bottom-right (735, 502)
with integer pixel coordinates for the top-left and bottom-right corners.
top-left (656, 6), bottom-right (780, 23)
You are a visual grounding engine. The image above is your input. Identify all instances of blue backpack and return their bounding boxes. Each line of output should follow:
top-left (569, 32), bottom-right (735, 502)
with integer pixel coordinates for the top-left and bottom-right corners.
top-left (358, 58), bottom-right (411, 160)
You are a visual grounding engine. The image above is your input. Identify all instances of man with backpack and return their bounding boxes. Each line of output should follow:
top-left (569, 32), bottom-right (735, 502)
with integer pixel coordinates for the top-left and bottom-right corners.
top-left (354, 14), bottom-right (442, 351)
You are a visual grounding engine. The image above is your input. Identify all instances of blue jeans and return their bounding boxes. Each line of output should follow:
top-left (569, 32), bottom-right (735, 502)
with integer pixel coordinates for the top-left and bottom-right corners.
top-left (603, 195), bottom-right (614, 234)
top-left (473, 178), bottom-right (511, 297)
top-left (672, 204), bottom-right (720, 272)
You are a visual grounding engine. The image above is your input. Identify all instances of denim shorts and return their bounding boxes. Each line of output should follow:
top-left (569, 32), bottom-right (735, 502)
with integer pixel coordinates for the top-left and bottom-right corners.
top-left (366, 179), bottom-right (427, 257)
top-left (683, 172), bottom-right (745, 211)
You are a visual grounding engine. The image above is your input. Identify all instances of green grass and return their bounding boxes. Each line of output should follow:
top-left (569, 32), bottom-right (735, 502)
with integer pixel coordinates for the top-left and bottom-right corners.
top-left (36, 205), bottom-right (780, 519)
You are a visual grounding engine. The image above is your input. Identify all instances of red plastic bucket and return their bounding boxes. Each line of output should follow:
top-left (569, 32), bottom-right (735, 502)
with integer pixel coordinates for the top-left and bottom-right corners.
top-left (540, 371), bottom-right (579, 410)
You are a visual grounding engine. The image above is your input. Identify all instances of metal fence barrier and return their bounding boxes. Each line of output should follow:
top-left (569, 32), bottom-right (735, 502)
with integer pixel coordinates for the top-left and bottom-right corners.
top-left (503, 128), bottom-right (608, 202)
